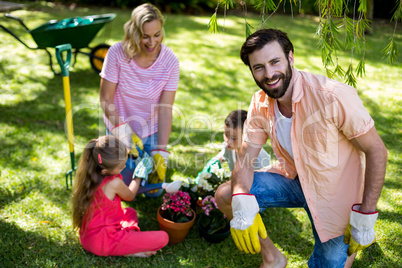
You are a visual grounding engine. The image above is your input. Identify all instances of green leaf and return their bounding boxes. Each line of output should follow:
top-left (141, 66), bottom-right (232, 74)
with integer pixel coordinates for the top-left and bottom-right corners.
top-left (344, 64), bottom-right (357, 88)
top-left (358, 0), bottom-right (367, 14)
top-left (391, 0), bottom-right (402, 22)
top-left (199, 213), bottom-right (212, 228)
top-left (326, 68), bottom-right (334, 79)
top-left (356, 58), bottom-right (366, 78)
top-left (207, 173), bottom-right (220, 185)
top-left (356, 18), bottom-right (370, 41)
top-left (319, 38), bottom-right (333, 67)
top-left (382, 38), bottom-right (399, 64)
top-left (334, 64), bottom-right (345, 78)
top-left (175, 214), bottom-right (190, 223)
top-left (208, 13), bottom-right (218, 34)
top-left (222, 0), bottom-right (234, 9)
top-left (254, 0), bottom-right (278, 12)
top-left (245, 21), bottom-right (253, 38)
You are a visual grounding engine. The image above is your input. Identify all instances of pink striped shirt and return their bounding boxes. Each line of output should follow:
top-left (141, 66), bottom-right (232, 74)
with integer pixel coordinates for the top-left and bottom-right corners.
top-left (100, 42), bottom-right (180, 138)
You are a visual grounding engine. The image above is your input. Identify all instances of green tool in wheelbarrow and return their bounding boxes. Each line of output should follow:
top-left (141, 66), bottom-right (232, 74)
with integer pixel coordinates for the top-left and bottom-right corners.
top-left (55, 44), bottom-right (76, 189)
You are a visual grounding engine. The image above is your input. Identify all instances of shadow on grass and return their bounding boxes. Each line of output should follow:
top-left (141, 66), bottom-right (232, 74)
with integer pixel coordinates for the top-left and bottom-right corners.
top-left (0, 194), bottom-right (312, 267)
top-left (0, 219), bottom-right (85, 267)
top-left (0, 66), bottom-right (103, 150)
top-left (352, 242), bottom-right (399, 268)
top-left (358, 93), bottom-right (402, 183)
top-left (0, 176), bottom-right (44, 209)
top-left (126, 194), bottom-right (313, 266)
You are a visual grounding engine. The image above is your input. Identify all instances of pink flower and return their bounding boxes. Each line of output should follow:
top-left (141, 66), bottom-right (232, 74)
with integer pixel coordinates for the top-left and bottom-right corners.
top-left (162, 191), bottom-right (193, 221)
top-left (201, 195), bottom-right (225, 219)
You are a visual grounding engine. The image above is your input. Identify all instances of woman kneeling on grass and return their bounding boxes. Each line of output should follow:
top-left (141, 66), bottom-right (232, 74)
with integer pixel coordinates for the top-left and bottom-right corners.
top-left (71, 135), bottom-right (168, 257)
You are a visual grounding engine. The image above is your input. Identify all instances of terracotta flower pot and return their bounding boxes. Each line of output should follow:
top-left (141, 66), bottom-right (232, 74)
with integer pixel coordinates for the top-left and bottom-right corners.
top-left (196, 199), bottom-right (203, 207)
top-left (157, 207), bottom-right (196, 245)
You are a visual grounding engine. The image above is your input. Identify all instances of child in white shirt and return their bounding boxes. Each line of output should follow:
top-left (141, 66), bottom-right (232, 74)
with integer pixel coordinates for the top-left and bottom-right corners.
top-left (196, 110), bottom-right (271, 183)
top-left (217, 109), bottom-right (271, 171)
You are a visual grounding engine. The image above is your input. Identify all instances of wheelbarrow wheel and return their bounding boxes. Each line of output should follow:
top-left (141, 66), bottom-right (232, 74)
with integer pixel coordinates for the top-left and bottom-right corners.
top-left (89, 43), bottom-right (110, 74)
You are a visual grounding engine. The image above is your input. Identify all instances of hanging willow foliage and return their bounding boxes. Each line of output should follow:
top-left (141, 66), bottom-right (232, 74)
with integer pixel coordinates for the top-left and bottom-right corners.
top-left (208, 0), bottom-right (401, 87)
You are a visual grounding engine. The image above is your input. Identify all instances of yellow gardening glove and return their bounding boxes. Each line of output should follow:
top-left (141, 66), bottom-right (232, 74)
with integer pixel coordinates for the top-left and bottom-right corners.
top-left (230, 194), bottom-right (267, 254)
top-left (150, 150), bottom-right (170, 183)
top-left (111, 123), bottom-right (143, 157)
top-left (343, 204), bottom-right (378, 256)
top-left (129, 132), bottom-right (144, 157)
top-left (147, 171), bottom-right (160, 185)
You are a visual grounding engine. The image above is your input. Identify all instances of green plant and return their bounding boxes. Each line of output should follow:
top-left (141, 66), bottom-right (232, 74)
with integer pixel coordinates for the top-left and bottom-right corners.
top-left (175, 176), bottom-right (199, 205)
top-left (199, 195), bottom-right (229, 234)
top-left (173, 159), bottom-right (230, 203)
top-left (196, 167), bottom-right (230, 198)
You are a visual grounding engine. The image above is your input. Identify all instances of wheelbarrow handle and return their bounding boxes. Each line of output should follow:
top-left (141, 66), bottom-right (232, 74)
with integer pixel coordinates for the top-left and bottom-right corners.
top-left (5, 13), bottom-right (30, 32)
top-left (55, 44), bottom-right (72, 77)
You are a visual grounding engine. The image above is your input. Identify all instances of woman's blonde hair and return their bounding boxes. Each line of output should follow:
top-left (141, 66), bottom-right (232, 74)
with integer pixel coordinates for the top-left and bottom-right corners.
top-left (122, 3), bottom-right (165, 59)
top-left (71, 135), bottom-right (128, 231)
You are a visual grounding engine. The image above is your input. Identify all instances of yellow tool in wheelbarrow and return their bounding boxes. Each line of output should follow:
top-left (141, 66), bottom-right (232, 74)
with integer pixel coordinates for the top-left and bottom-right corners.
top-left (55, 44), bottom-right (76, 189)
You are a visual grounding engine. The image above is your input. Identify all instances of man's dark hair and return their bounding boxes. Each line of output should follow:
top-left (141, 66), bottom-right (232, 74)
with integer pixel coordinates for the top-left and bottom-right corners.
top-left (225, 109), bottom-right (248, 130)
top-left (240, 28), bottom-right (294, 67)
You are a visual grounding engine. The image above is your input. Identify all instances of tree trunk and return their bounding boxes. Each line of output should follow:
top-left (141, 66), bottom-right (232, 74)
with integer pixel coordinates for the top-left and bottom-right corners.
top-left (366, 0), bottom-right (374, 34)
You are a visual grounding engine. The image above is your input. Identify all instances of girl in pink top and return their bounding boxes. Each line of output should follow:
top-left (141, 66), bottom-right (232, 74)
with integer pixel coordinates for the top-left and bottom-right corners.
top-left (100, 4), bottom-right (179, 196)
top-left (71, 136), bottom-right (168, 257)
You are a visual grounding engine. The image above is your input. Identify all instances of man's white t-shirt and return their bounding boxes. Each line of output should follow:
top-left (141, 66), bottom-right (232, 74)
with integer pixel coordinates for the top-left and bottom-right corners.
top-left (274, 100), bottom-right (293, 159)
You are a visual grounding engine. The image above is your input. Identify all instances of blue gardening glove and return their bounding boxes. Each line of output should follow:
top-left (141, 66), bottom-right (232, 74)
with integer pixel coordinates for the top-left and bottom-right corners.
top-left (343, 204), bottom-right (378, 256)
top-left (150, 150), bottom-right (170, 183)
top-left (111, 123), bottom-right (143, 157)
top-left (133, 152), bottom-right (153, 182)
top-left (230, 194), bottom-right (267, 254)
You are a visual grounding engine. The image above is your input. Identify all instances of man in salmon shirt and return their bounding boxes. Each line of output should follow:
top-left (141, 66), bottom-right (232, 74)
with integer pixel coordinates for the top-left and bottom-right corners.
top-left (215, 28), bottom-right (388, 267)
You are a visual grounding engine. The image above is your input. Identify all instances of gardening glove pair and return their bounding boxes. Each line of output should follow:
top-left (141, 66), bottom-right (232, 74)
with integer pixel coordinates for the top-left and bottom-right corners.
top-left (111, 123), bottom-right (143, 157)
top-left (343, 204), bottom-right (379, 256)
top-left (133, 152), bottom-right (153, 183)
top-left (230, 194), bottom-right (267, 254)
top-left (149, 149), bottom-right (170, 184)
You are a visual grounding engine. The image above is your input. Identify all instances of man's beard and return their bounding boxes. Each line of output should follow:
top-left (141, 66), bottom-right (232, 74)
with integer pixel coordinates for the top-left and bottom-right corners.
top-left (254, 62), bottom-right (292, 99)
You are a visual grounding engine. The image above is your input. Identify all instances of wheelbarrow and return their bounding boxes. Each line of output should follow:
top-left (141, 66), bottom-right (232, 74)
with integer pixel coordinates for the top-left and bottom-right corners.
top-left (0, 12), bottom-right (116, 74)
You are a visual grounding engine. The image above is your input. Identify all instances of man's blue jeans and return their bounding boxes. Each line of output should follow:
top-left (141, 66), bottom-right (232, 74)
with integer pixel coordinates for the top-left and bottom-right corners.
top-left (250, 172), bottom-right (348, 268)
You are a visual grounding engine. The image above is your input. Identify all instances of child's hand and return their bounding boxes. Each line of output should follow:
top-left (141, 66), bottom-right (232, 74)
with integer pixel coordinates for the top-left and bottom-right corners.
top-left (133, 152), bottom-right (153, 181)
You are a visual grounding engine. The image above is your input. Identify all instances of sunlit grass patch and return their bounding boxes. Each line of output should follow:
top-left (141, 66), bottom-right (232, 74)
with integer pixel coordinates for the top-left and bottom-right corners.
top-left (0, 3), bottom-right (401, 267)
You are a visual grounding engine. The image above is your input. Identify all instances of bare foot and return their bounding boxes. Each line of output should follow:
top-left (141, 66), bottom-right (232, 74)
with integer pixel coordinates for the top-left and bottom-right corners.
top-left (260, 236), bottom-right (287, 268)
top-left (344, 252), bottom-right (356, 268)
top-left (260, 252), bottom-right (287, 268)
top-left (124, 251), bottom-right (157, 258)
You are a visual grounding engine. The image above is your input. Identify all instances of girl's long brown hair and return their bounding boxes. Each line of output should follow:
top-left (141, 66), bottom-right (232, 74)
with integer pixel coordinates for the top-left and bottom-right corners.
top-left (71, 135), bottom-right (127, 230)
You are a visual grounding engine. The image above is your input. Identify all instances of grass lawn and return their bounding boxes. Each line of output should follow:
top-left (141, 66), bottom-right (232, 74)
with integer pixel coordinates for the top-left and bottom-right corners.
top-left (0, 2), bottom-right (401, 267)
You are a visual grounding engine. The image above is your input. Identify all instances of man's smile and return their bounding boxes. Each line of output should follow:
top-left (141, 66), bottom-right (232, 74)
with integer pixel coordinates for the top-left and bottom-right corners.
top-left (266, 78), bottom-right (280, 86)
